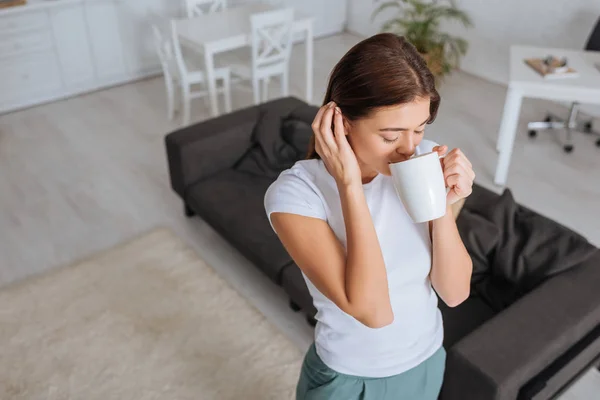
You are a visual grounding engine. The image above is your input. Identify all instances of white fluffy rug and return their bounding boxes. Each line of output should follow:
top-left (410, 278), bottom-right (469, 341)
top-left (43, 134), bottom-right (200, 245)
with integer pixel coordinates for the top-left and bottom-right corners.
top-left (0, 228), bottom-right (302, 399)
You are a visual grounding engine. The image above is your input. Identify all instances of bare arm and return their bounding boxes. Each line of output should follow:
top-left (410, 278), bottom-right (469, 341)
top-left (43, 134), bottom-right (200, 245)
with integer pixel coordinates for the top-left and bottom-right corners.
top-left (429, 205), bottom-right (472, 307)
top-left (271, 181), bottom-right (393, 328)
top-left (429, 147), bottom-right (475, 307)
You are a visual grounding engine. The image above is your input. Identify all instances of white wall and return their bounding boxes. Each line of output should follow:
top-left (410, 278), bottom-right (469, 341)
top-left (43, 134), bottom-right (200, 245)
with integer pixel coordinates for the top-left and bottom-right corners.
top-left (231, 0), bottom-right (347, 38)
top-left (348, 0), bottom-right (600, 84)
top-left (347, 0), bottom-right (600, 116)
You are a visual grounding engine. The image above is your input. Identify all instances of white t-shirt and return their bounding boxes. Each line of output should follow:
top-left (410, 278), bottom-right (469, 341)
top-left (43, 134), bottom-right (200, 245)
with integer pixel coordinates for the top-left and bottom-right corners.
top-left (264, 139), bottom-right (444, 378)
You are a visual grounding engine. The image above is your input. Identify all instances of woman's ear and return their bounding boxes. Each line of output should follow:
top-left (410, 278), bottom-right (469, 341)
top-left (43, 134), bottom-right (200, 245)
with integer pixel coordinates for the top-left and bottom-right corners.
top-left (343, 118), bottom-right (351, 136)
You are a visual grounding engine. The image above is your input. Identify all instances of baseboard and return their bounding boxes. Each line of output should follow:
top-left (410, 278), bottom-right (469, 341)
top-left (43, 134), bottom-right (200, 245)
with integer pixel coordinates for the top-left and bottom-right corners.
top-left (0, 68), bottom-right (162, 116)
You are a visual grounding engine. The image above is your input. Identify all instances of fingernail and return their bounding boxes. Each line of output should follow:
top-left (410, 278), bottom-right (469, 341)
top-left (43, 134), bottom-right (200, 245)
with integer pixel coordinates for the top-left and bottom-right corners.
top-left (335, 107), bottom-right (341, 114)
top-left (328, 101), bottom-right (334, 108)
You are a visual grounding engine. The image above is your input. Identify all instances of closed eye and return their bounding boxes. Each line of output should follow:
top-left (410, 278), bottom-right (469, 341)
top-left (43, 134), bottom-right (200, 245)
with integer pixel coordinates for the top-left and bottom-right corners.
top-left (382, 130), bottom-right (424, 143)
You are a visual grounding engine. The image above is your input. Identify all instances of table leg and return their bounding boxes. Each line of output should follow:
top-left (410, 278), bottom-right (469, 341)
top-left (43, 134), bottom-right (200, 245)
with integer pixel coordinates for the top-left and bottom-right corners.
top-left (203, 47), bottom-right (219, 117)
top-left (305, 22), bottom-right (313, 104)
top-left (494, 87), bottom-right (523, 186)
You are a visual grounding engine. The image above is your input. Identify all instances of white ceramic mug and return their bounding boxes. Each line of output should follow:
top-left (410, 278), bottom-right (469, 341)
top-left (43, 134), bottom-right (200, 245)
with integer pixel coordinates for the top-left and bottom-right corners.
top-left (389, 151), bottom-right (447, 223)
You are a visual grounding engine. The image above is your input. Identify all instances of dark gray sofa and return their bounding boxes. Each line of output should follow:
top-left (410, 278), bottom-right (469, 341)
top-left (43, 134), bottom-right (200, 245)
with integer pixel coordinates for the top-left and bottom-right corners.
top-left (165, 96), bottom-right (600, 400)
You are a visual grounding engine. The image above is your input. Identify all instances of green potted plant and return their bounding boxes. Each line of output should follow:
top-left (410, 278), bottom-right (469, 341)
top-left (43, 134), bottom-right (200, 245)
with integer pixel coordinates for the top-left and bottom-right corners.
top-left (372, 0), bottom-right (473, 81)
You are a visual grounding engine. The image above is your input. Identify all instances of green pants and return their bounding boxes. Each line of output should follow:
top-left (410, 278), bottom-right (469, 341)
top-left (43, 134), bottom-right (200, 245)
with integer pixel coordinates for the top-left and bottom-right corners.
top-left (296, 344), bottom-right (446, 400)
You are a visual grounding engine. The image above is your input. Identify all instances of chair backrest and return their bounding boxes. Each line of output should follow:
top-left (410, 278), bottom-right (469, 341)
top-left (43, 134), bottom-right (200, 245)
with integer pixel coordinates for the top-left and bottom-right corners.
top-left (250, 8), bottom-right (294, 73)
top-left (585, 17), bottom-right (600, 51)
top-left (185, 0), bottom-right (227, 18)
top-left (169, 19), bottom-right (190, 80)
top-left (149, 13), bottom-right (178, 79)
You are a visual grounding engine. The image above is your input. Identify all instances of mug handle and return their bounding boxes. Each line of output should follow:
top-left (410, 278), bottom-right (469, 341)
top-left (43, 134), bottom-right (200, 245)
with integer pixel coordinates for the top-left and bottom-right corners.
top-left (434, 152), bottom-right (451, 194)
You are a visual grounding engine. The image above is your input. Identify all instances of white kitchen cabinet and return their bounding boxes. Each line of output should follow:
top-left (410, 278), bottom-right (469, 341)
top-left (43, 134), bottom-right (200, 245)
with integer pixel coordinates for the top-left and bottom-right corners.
top-left (83, 0), bottom-right (128, 83)
top-left (0, 0), bottom-right (176, 114)
top-left (48, 4), bottom-right (95, 89)
top-left (0, 0), bottom-right (344, 115)
top-left (0, 51), bottom-right (62, 111)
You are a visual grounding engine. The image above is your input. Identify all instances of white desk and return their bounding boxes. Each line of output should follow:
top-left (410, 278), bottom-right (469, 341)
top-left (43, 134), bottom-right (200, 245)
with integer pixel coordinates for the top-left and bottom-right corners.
top-left (495, 45), bottom-right (600, 185)
top-left (175, 3), bottom-right (314, 117)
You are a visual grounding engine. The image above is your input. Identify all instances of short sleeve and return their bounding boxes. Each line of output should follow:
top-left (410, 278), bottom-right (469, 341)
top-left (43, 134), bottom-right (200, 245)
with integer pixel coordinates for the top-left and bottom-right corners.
top-left (264, 169), bottom-right (327, 232)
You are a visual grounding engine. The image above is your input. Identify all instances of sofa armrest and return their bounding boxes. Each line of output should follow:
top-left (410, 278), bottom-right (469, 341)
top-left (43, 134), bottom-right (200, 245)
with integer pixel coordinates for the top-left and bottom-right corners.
top-left (441, 251), bottom-right (600, 400)
top-left (165, 106), bottom-right (260, 198)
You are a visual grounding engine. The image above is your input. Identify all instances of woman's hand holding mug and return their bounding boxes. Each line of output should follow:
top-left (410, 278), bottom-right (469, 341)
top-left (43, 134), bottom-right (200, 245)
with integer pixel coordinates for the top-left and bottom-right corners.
top-left (432, 145), bottom-right (475, 205)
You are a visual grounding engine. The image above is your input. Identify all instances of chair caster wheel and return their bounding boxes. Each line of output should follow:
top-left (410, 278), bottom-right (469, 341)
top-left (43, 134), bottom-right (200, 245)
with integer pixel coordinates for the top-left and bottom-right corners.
top-left (544, 116), bottom-right (552, 123)
top-left (306, 315), bottom-right (317, 327)
top-left (564, 145), bottom-right (574, 153)
top-left (595, 139), bottom-right (600, 147)
top-left (528, 130), bottom-right (537, 138)
top-left (289, 300), bottom-right (301, 312)
top-left (584, 121), bottom-right (593, 133)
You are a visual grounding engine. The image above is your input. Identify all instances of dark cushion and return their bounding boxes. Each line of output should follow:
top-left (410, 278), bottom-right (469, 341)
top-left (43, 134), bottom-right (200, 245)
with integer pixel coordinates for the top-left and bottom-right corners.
top-left (234, 109), bottom-right (297, 178)
top-left (438, 295), bottom-right (497, 348)
top-left (281, 118), bottom-right (313, 158)
top-left (234, 99), bottom-right (315, 178)
top-left (456, 208), bottom-right (500, 286)
top-left (186, 169), bottom-right (292, 283)
top-left (460, 187), bottom-right (598, 311)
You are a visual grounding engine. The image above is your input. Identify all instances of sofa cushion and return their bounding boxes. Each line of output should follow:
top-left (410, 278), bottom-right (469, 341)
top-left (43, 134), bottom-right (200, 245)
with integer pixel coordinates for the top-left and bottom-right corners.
top-left (456, 208), bottom-right (501, 287)
top-left (460, 187), bottom-right (598, 311)
top-left (281, 263), bottom-right (317, 317)
top-left (186, 169), bottom-right (292, 283)
top-left (234, 99), bottom-right (316, 179)
top-left (281, 118), bottom-right (313, 158)
top-left (438, 295), bottom-right (497, 348)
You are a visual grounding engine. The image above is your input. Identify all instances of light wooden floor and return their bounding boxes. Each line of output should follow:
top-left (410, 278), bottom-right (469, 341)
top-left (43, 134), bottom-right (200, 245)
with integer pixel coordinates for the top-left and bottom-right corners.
top-left (1, 32), bottom-right (599, 397)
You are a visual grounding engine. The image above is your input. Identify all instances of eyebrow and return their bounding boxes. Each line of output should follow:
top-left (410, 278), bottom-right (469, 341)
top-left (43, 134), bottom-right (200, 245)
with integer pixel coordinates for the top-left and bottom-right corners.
top-left (378, 117), bottom-right (429, 132)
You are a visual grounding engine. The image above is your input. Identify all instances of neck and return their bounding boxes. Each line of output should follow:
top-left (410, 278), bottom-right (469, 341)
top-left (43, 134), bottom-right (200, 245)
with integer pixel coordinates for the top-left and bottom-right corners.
top-left (359, 161), bottom-right (379, 184)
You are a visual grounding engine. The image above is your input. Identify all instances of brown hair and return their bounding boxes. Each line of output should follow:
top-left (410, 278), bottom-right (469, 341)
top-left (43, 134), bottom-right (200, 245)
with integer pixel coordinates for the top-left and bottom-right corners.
top-left (307, 33), bottom-right (440, 159)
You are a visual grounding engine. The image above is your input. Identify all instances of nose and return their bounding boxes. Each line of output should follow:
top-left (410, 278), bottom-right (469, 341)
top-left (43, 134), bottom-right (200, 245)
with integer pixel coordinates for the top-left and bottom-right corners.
top-left (394, 135), bottom-right (416, 159)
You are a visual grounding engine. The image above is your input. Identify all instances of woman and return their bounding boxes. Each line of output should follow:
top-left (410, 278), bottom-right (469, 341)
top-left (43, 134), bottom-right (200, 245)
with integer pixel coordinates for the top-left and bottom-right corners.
top-left (264, 33), bottom-right (474, 400)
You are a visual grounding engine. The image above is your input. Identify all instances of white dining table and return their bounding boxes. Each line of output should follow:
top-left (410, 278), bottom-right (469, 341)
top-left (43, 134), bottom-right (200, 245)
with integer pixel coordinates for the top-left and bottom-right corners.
top-left (175, 3), bottom-right (314, 117)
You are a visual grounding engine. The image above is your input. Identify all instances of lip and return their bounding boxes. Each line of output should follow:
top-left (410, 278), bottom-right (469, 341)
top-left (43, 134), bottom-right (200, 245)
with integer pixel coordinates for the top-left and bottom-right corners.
top-left (388, 157), bottom-right (410, 165)
top-left (388, 153), bottom-right (417, 164)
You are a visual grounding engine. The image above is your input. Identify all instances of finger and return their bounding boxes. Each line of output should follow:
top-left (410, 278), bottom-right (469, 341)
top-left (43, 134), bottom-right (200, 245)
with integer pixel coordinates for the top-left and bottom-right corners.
top-left (432, 145), bottom-right (448, 157)
top-left (447, 174), bottom-right (473, 196)
top-left (443, 163), bottom-right (469, 182)
top-left (314, 128), bottom-right (329, 159)
top-left (448, 148), bottom-right (472, 169)
top-left (333, 107), bottom-right (348, 148)
top-left (319, 104), bottom-right (338, 151)
top-left (443, 156), bottom-right (475, 181)
top-left (319, 102), bottom-right (335, 133)
top-left (446, 173), bottom-right (461, 189)
top-left (314, 135), bottom-right (324, 158)
top-left (311, 102), bottom-right (331, 133)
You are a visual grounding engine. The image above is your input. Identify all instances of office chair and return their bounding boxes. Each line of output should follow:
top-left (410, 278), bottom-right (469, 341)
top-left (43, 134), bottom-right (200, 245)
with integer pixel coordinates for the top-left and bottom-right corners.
top-left (527, 17), bottom-right (600, 153)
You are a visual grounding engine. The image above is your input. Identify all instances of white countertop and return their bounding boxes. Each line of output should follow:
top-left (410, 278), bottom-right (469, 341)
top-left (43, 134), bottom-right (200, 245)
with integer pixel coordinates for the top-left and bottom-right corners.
top-left (0, 0), bottom-right (116, 16)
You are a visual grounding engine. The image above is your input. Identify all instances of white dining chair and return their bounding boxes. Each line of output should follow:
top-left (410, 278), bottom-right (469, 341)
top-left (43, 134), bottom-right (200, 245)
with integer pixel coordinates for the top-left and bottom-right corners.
top-left (151, 16), bottom-right (179, 121)
top-left (229, 7), bottom-right (294, 105)
top-left (185, 0), bottom-right (227, 18)
top-left (150, 15), bottom-right (232, 125)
